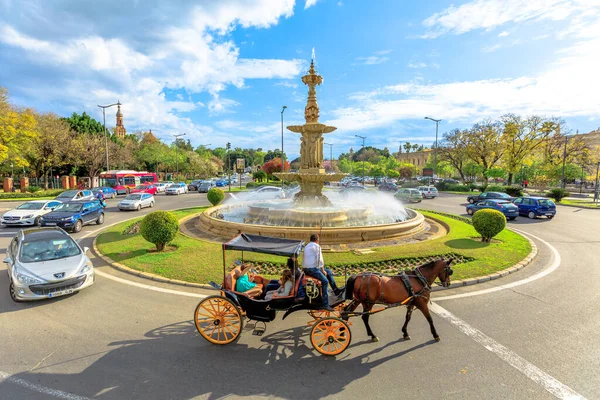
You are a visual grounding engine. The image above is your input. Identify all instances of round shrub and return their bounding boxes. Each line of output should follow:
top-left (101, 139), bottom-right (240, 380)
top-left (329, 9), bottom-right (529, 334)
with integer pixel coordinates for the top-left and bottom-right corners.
top-left (472, 209), bottom-right (506, 243)
top-left (207, 188), bottom-right (225, 206)
top-left (546, 188), bottom-right (570, 203)
top-left (140, 211), bottom-right (179, 251)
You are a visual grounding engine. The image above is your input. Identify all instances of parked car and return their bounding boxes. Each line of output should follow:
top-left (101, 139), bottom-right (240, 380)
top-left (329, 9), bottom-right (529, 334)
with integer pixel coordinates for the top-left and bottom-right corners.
top-left (188, 180), bottom-right (204, 191)
top-left (91, 187), bottom-right (117, 199)
top-left (417, 186), bottom-right (438, 199)
top-left (1, 200), bottom-right (62, 227)
top-left (467, 191), bottom-right (514, 204)
top-left (55, 190), bottom-right (95, 202)
top-left (513, 197), bottom-right (556, 219)
top-left (154, 182), bottom-right (168, 193)
top-left (378, 182), bottom-right (398, 192)
top-left (394, 188), bottom-right (422, 203)
top-left (198, 180), bottom-right (215, 193)
top-left (340, 186), bottom-right (366, 196)
top-left (165, 183), bottom-right (187, 195)
top-left (215, 179), bottom-right (227, 187)
top-left (246, 186), bottom-right (286, 200)
top-left (118, 193), bottom-right (155, 211)
top-left (466, 199), bottom-right (519, 220)
top-left (40, 200), bottom-right (104, 233)
top-left (130, 184), bottom-right (158, 195)
top-left (3, 227), bottom-right (95, 302)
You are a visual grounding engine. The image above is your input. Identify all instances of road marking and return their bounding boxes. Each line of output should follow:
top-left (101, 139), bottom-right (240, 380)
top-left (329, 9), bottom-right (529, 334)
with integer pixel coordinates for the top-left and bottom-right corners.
top-left (430, 303), bottom-right (586, 400)
top-left (0, 371), bottom-right (93, 400)
top-left (434, 229), bottom-right (560, 301)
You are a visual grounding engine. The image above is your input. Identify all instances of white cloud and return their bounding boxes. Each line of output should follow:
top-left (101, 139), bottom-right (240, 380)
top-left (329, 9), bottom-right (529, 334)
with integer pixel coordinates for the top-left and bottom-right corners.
top-left (208, 96), bottom-right (240, 115)
top-left (498, 30), bottom-right (510, 37)
top-left (421, 0), bottom-right (594, 38)
top-left (355, 56), bottom-right (389, 65)
top-left (305, 0), bottom-right (320, 10)
top-left (482, 39), bottom-right (521, 52)
top-left (275, 81), bottom-right (299, 88)
top-left (408, 62), bottom-right (428, 69)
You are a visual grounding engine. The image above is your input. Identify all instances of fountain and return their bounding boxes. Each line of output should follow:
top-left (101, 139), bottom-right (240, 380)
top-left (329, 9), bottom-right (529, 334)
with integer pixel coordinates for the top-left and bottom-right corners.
top-left (193, 57), bottom-right (430, 244)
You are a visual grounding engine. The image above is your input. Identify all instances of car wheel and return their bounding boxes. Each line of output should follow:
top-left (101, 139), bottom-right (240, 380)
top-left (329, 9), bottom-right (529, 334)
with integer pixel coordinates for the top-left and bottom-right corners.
top-left (467, 208), bottom-right (474, 215)
top-left (528, 211), bottom-right (536, 219)
top-left (137, 205), bottom-right (142, 211)
top-left (508, 217), bottom-right (516, 220)
top-left (96, 213), bottom-right (104, 225)
top-left (34, 216), bottom-right (41, 227)
top-left (547, 215), bottom-right (554, 219)
top-left (150, 202), bottom-right (154, 208)
top-left (9, 281), bottom-right (22, 303)
top-left (73, 219), bottom-right (83, 233)
top-left (468, 198), bottom-right (475, 204)
top-left (112, 193), bottom-right (116, 199)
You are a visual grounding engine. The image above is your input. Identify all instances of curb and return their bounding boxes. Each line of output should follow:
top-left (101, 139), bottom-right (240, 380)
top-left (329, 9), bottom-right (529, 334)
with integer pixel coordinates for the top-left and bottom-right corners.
top-left (92, 211), bottom-right (540, 294)
top-left (557, 203), bottom-right (599, 210)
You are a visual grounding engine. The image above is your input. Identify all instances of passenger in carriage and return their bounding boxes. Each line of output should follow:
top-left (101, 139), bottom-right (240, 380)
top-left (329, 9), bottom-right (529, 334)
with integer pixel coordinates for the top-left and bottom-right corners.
top-left (234, 263), bottom-right (263, 297)
top-left (302, 234), bottom-right (342, 311)
top-left (265, 270), bottom-right (293, 300)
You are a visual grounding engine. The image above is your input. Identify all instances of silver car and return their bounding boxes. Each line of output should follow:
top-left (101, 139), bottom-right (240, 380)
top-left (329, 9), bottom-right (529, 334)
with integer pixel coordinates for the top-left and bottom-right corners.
top-left (4, 227), bottom-right (95, 301)
top-left (55, 189), bottom-right (95, 202)
top-left (118, 193), bottom-right (155, 211)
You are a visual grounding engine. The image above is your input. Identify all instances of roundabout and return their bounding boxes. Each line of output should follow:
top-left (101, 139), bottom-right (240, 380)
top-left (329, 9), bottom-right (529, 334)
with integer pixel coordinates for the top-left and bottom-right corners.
top-left (0, 193), bottom-right (597, 399)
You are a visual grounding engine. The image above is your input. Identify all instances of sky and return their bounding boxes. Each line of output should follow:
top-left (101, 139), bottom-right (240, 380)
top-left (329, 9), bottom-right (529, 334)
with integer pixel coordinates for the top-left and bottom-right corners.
top-left (1, 0), bottom-right (599, 160)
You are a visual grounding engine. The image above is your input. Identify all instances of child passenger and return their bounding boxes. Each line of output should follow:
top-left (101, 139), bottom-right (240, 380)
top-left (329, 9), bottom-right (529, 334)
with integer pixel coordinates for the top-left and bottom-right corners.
top-left (265, 270), bottom-right (293, 300)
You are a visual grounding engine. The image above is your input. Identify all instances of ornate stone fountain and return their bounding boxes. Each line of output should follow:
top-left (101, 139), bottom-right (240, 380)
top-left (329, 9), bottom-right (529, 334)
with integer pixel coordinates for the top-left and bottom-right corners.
top-left (275, 60), bottom-right (346, 206)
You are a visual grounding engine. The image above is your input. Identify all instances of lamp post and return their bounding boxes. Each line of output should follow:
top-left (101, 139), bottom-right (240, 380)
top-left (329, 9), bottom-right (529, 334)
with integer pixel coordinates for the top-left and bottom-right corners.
top-left (561, 134), bottom-right (574, 189)
top-left (324, 142), bottom-right (333, 171)
top-left (355, 135), bottom-right (366, 185)
top-left (174, 133), bottom-right (186, 179)
top-left (580, 165), bottom-right (585, 194)
top-left (98, 102), bottom-right (121, 172)
top-left (281, 106), bottom-right (287, 189)
top-left (424, 117), bottom-right (441, 181)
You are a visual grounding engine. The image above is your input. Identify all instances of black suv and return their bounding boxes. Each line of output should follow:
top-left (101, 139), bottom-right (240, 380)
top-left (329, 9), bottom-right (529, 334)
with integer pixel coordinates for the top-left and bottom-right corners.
top-left (467, 191), bottom-right (514, 204)
top-left (378, 182), bottom-right (398, 192)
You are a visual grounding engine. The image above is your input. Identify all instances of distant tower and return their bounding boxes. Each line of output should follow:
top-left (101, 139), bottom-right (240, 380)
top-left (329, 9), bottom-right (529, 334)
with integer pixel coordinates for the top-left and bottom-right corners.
top-left (114, 101), bottom-right (127, 138)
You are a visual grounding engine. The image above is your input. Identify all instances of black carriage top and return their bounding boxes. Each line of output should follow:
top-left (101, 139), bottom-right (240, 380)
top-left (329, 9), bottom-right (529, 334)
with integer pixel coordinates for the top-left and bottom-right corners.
top-left (222, 233), bottom-right (304, 258)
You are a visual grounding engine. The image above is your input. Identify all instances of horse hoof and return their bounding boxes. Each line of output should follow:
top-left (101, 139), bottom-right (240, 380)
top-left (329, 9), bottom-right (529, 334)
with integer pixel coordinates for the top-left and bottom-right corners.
top-left (403, 335), bottom-right (411, 341)
top-left (371, 337), bottom-right (379, 343)
top-left (434, 336), bottom-right (441, 342)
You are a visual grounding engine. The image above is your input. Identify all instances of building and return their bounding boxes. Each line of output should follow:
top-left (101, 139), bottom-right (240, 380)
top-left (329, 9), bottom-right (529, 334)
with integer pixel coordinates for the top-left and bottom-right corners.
top-left (114, 102), bottom-right (127, 138)
top-left (396, 148), bottom-right (432, 168)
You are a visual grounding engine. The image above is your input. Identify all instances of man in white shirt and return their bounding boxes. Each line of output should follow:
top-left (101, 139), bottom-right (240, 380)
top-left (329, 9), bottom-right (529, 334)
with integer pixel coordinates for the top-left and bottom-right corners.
top-left (302, 234), bottom-right (342, 310)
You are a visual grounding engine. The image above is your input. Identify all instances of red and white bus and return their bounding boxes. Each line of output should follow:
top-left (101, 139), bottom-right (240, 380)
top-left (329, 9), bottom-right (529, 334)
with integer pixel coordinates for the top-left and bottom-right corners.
top-left (99, 170), bottom-right (158, 195)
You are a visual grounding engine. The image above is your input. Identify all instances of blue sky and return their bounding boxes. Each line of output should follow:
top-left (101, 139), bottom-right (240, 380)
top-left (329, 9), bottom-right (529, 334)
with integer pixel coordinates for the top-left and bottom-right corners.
top-left (1, 0), bottom-right (599, 160)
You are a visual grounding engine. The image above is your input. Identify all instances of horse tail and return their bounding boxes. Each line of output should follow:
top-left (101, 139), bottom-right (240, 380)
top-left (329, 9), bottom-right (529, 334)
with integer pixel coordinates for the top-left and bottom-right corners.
top-left (345, 275), bottom-right (357, 300)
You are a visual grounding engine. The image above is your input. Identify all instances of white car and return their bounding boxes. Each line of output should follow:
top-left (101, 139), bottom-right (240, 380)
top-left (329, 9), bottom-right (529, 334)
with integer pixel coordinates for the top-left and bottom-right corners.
top-left (4, 227), bottom-right (94, 301)
top-left (154, 183), bottom-right (168, 193)
top-left (1, 200), bottom-right (62, 227)
top-left (417, 186), bottom-right (439, 199)
top-left (165, 183), bottom-right (187, 195)
top-left (245, 186), bottom-right (286, 200)
top-left (118, 193), bottom-right (155, 211)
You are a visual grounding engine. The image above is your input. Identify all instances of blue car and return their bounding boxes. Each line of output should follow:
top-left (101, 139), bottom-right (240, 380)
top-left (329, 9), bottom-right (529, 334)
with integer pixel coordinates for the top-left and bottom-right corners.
top-left (92, 187), bottom-right (117, 199)
top-left (513, 197), bottom-right (556, 219)
top-left (215, 180), bottom-right (227, 187)
top-left (466, 199), bottom-right (519, 220)
top-left (40, 200), bottom-right (105, 233)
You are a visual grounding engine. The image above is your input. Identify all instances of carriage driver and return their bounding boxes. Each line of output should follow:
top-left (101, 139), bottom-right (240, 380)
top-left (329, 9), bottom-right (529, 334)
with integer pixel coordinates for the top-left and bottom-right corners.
top-left (302, 234), bottom-right (342, 311)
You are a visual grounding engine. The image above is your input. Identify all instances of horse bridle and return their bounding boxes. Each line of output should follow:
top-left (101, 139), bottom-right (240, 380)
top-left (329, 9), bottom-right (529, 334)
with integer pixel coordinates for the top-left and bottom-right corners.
top-left (436, 263), bottom-right (453, 288)
top-left (413, 261), bottom-right (454, 289)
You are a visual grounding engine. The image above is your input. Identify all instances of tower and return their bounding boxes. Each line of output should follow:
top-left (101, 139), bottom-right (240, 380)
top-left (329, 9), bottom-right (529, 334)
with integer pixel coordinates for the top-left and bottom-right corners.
top-left (114, 101), bottom-right (127, 138)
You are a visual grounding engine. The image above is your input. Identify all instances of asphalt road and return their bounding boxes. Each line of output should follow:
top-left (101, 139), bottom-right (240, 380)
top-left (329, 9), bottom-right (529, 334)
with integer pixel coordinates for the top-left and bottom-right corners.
top-left (0, 192), bottom-right (598, 400)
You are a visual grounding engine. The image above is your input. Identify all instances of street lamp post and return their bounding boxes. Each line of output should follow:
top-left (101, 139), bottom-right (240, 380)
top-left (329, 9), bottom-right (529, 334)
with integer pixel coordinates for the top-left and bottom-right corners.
top-left (561, 134), bottom-right (576, 189)
top-left (98, 102), bottom-right (121, 172)
top-left (324, 143), bottom-right (333, 171)
top-left (174, 133), bottom-right (186, 179)
top-left (355, 135), bottom-right (366, 185)
top-left (281, 106), bottom-right (287, 189)
top-left (424, 117), bottom-right (441, 182)
top-left (580, 165), bottom-right (585, 194)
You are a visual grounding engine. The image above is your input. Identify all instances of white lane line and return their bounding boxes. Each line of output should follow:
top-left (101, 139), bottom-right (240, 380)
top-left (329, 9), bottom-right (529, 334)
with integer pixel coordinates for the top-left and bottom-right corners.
top-left (430, 303), bottom-right (586, 400)
top-left (94, 269), bottom-right (207, 299)
top-left (0, 371), bottom-right (93, 400)
top-left (434, 229), bottom-right (560, 301)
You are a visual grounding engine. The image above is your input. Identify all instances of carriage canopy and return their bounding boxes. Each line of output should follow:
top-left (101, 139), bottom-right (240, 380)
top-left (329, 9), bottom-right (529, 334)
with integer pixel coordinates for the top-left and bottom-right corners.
top-left (222, 233), bottom-right (304, 257)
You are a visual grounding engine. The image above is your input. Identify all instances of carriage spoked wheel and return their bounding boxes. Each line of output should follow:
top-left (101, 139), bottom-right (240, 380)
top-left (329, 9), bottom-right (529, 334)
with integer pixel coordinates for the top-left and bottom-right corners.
top-left (308, 304), bottom-right (348, 323)
top-left (310, 317), bottom-right (352, 356)
top-left (194, 295), bottom-right (243, 345)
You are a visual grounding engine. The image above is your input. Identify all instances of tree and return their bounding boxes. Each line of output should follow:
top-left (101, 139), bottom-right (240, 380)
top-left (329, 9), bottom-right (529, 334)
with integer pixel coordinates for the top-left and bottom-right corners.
top-left (262, 158), bottom-right (290, 175)
top-left (62, 111), bottom-right (104, 134)
top-left (264, 149), bottom-right (284, 162)
top-left (411, 143), bottom-right (419, 152)
top-left (403, 142), bottom-right (412, 153)
top-left (398, 163), bottom-right (417, 179)
top-left (464, 120), bottom-right (504, 177)
top-left (0, 87), bottom-right (38, 167)
top-left (438, 129), bottom-right (469, 182)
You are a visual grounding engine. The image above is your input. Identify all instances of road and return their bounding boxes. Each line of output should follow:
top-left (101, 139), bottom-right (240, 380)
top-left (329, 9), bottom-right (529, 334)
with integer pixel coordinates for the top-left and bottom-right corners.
top-left (0, 192), bottom-right (598, 399)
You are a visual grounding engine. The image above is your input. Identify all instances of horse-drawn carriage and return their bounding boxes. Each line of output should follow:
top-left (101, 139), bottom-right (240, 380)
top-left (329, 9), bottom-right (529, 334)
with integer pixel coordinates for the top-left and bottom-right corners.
top-left (193, 233), bottom-right (454, 356)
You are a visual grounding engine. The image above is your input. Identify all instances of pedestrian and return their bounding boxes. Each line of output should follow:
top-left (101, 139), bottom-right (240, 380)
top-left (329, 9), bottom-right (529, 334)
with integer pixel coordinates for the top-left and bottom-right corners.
top-left (302, 234), bottom-right (342, 310)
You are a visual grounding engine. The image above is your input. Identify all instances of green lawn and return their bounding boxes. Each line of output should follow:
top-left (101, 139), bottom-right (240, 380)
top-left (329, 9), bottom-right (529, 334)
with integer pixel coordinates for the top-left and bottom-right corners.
top-left (560, 199), bottom-right (600, 209)
top-left (96, 208), bottom-right (532, 285)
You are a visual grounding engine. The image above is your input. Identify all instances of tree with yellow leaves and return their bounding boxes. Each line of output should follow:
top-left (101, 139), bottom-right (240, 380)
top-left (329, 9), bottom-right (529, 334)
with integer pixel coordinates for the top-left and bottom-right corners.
top-left (0, 87), bottom-right (38, 167)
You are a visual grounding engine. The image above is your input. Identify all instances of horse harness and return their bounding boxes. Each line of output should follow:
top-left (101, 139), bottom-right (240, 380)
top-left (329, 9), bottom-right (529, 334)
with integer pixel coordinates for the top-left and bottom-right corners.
top-left (359, 268), bottom-right (431, 307)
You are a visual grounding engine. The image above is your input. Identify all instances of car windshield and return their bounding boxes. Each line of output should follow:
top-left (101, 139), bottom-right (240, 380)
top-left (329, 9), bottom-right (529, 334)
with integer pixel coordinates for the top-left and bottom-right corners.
top-left (135, 185), bottom-right (147, 189)
top-left (539, 199), bottom-right (555, 206)
top-left (497, 193), bottom-right (511, 198)
top-left (168, 184), bottom-right (179, 188)
top-left (16, 202), bottom-right (44, 210)
top-left (20, 237), bottom-right (81, 263)
top-left (57, 190), bottom-right (78, 198)
top-left (54, 203), bottom-right (83, 212)
top-left (125, 194), bottom-right (142, 200)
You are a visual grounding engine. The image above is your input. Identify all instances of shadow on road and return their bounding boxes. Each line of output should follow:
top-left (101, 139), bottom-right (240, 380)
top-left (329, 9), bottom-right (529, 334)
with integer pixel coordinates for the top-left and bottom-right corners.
top-left (0, 320), bottom-right (436, 399)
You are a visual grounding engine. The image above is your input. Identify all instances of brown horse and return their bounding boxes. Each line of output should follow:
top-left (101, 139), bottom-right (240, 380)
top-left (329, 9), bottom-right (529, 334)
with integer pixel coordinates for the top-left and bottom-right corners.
top-left (343, 259), bottom-right (453, 343)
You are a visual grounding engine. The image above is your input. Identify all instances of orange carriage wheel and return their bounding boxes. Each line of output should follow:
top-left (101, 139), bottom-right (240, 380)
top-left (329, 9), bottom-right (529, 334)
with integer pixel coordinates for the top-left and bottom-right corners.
top-left (194, 295), bottom-right (243, 345)
top-left (308, 303), bottom-right (345, 321)
top-left (310, 317), bottom-right (352, 356)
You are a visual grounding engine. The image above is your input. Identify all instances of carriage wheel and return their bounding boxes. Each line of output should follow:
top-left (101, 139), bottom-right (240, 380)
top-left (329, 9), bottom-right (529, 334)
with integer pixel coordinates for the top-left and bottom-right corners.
top-left (194, 296), bottom-right (243, 345)
top-left (310, 317), bottom-right (351, 356)
top-left (308, 303), bottom-right (345, 320)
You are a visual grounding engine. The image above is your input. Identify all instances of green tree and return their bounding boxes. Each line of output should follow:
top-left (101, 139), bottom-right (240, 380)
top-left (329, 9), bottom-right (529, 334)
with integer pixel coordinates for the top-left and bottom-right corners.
top-left (0, 87), bottom-right (38, 167)
top-left (464, 120), bottom-right (504, 177)
top-left (438, 129), bottom-right (469, 182)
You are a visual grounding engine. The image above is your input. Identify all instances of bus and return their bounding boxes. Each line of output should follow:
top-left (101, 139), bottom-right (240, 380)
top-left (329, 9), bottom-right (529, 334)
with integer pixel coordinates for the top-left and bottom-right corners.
top-left (98, 170), bottom-right (158, 195)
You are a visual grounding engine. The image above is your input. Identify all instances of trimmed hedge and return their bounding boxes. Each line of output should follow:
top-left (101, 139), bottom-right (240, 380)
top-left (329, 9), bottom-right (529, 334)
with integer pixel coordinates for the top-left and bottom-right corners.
top-left (400, 181), bottom-right (422, 188)
top-left (140, 211), bottom-right (179, 251)
top-left (472, 209), bottom-right (506, 243)
top-left (546, 188), bottom-right (570, 203)
top-left (207, 188), bottom-right (225, 206)
top-left (0, 189), bottom-right (63, 199)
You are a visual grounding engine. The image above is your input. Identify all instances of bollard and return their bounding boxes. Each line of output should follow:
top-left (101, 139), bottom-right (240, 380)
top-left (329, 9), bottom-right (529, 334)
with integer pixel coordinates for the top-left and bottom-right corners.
top-left (3, 178), bottom-right (13, 193)
top-left (20, 177), bottom-right (29, 193)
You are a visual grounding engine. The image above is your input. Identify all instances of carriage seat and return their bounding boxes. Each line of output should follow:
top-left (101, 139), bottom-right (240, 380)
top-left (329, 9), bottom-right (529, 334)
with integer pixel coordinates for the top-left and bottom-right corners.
top-left (224, 267), bottom-right (261, 299)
